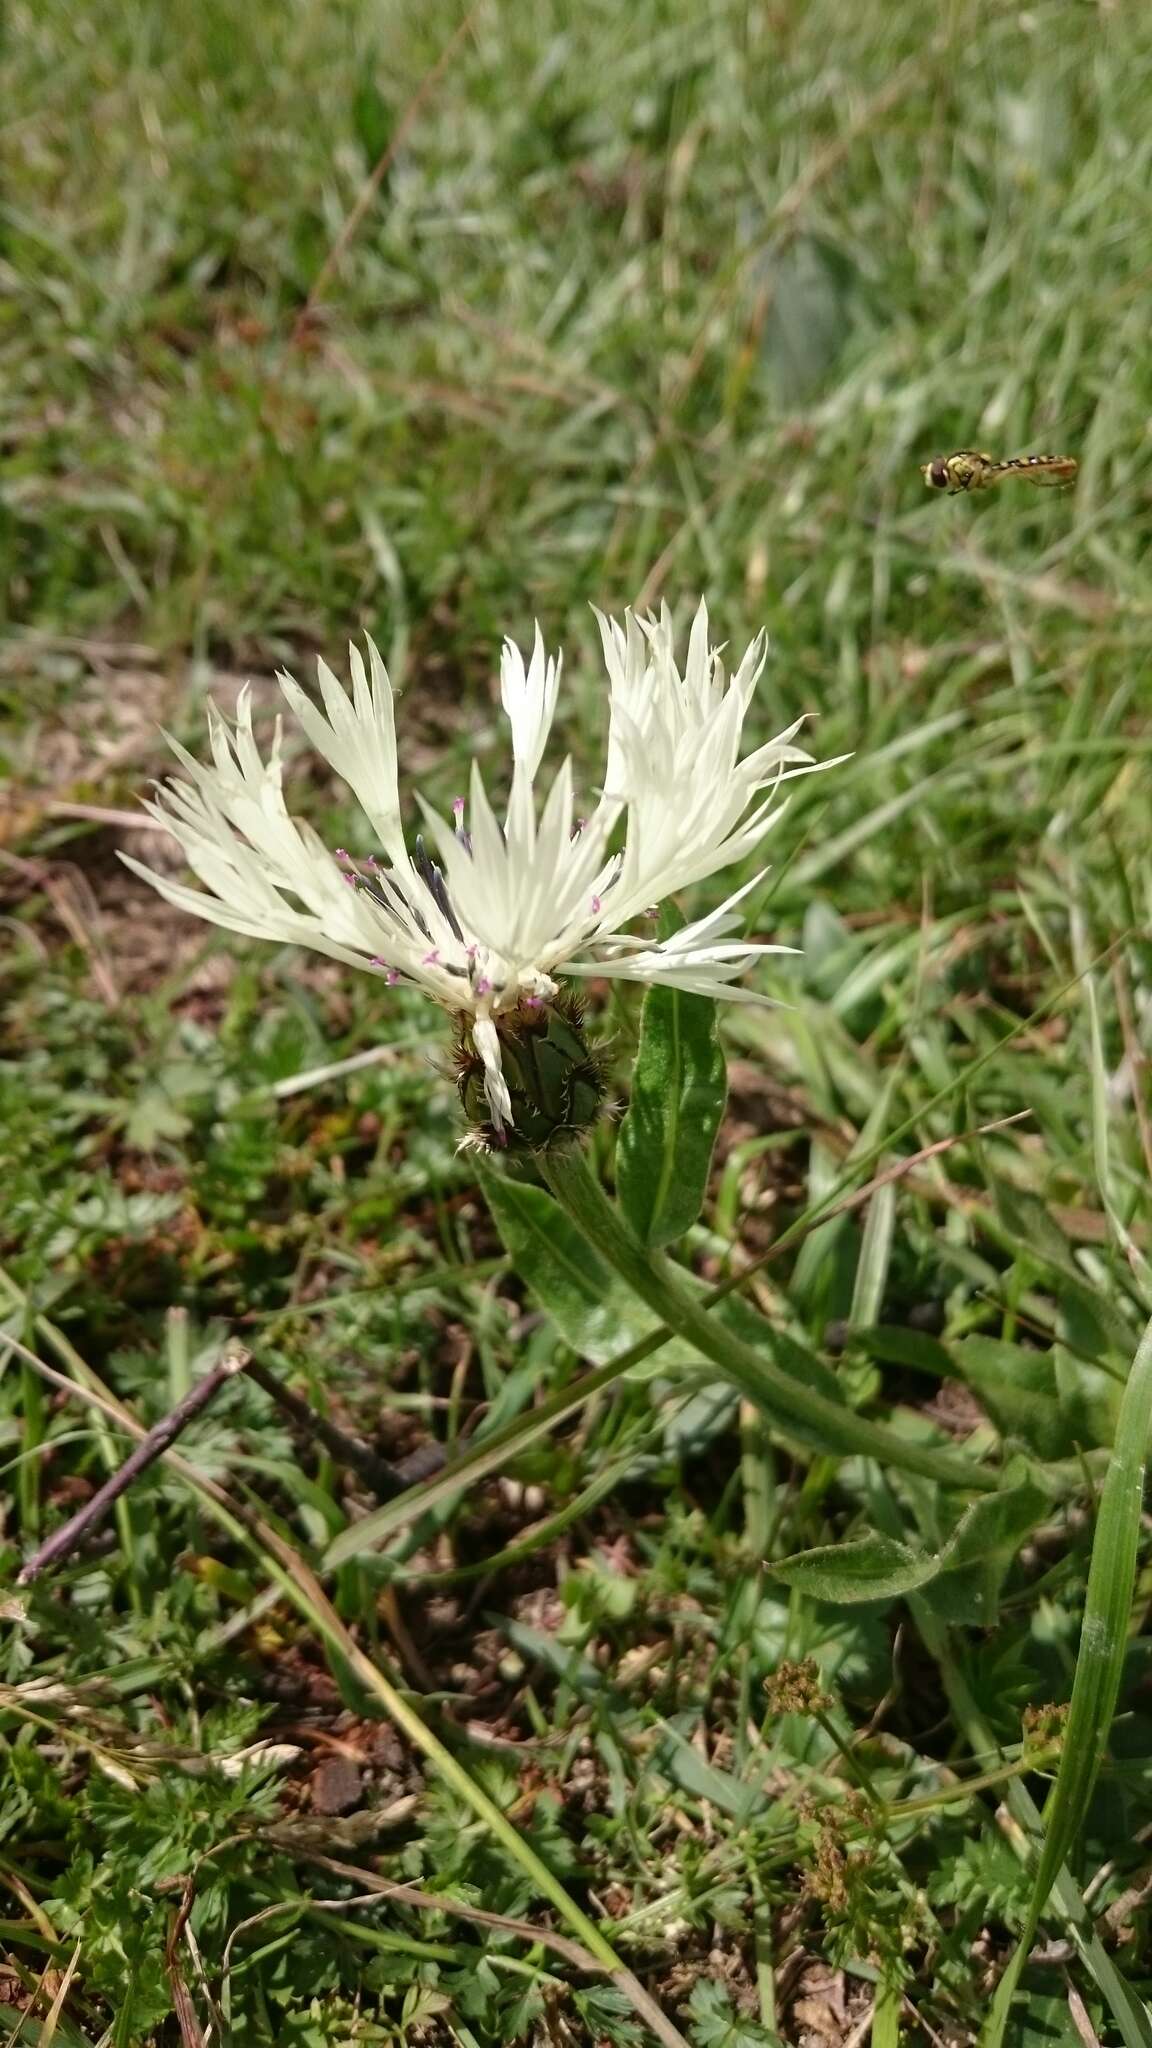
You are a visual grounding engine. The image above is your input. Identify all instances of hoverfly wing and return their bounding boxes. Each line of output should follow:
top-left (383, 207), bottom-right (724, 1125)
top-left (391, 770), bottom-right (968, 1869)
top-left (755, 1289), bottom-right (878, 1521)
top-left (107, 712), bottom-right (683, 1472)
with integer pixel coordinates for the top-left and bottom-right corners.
top-left (1028, 458), bottom-right (1078, 489)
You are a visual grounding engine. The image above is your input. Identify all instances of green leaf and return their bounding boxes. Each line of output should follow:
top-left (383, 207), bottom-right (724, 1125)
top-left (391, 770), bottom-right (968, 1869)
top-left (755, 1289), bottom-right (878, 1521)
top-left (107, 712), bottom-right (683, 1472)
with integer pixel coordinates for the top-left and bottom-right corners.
top-left (539, 1142), bottom-right (1003, 1494)
top-left (921, 1472), bottom-right (1051, 1625)
top-left (481, 1162), bottom-right (847, 1411)
top-left (480, 1169), bottom-right (642, 1360)
top-left (123, 1088), bottom-right (193, 1149)
top-left (871, 1976), bottom-right (903, 2048)
top-left (352, 76), bottom-right (393, 170)
top-left (1010, 1992), bottom-right (1091, 2047)
top-left (953, 1335), bottom-right (1117, 1458)
top-left (652, 1720), bottom-right (762, 1821)
top-left (686, 1978), bottom-right (783, 2047)
top-left (862, 1325), bottom-right (955, 1379)
top-left (990, 1185), bottom-right (1136, 1358)
top-left (767, 1533), bottom-right (940, 1602)
top-left (712, 1288), bottom-right (847, 1408)
top-left (938, 1473), bottom-right (1050, 1572)
top-left (848, 1179), bottom-right (896, 1328)
top-left (768, 1484), bottom-right (1046, 1612)
top-left (479, 1166), bottom-right (696, 1366)
top-left (616, 974), bottom-right (727, 1249)
top-left (504, 1621), bottom-right (603, 1693)
top-left (659, 1378), bottom-right (739, 1457)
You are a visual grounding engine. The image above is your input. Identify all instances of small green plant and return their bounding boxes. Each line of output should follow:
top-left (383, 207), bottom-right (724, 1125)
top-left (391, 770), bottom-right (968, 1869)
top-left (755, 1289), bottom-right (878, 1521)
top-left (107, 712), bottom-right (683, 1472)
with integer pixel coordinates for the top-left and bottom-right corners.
top-left (6, 1), bottom-right (1152, 2038)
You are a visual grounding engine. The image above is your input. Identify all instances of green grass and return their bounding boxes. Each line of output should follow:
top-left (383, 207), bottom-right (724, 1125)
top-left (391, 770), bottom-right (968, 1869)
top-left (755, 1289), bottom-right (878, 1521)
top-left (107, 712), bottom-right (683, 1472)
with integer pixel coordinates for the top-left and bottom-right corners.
top-left (4, 0), bottom-right (1152, 2040)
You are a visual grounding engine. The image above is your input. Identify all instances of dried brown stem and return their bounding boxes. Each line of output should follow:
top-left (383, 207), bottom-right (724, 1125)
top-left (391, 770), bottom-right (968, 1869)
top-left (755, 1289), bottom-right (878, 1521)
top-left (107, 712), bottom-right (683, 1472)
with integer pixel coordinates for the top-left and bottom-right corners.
top-left (17, 1346), bottom-right (253, 1585)
top-left (243, 1354), bottom-right (412, 1499)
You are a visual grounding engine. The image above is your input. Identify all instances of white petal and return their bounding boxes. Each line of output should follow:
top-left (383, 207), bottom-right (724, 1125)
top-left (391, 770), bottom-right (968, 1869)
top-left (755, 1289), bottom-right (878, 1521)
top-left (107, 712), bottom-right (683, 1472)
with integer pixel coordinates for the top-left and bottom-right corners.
top-left (501, 627), bottom-right (561, 779)
top-left (278, 640), bottom-right (404, 858)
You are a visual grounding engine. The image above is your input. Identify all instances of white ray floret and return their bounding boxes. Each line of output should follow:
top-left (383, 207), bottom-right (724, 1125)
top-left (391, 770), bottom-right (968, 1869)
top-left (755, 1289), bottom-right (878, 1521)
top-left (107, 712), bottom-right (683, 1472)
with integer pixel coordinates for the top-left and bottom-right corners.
top-left (125, 600), bottom-right (842, 1132)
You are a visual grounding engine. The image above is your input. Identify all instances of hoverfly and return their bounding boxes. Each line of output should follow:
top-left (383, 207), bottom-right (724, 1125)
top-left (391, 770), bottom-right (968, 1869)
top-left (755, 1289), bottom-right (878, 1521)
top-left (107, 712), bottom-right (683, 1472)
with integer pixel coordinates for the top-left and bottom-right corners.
top-left (922, 450), bottom-right (1078, 495)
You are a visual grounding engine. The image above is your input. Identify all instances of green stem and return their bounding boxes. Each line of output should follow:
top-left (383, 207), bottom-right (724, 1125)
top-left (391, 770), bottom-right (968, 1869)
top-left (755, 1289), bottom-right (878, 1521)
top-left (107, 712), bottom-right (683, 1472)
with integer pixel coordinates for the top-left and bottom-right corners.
top-left (884, 1746), bottom-right (1060, 1820)
top-left (981, 1311), bottom-right (1152, 2047)
top-left (812, 1706), bottom-right (883, 1808)
top-left (539, 1145), bottom-right (1000, 1497)
top-left (866, 1474), bottom-right (1152, 2048)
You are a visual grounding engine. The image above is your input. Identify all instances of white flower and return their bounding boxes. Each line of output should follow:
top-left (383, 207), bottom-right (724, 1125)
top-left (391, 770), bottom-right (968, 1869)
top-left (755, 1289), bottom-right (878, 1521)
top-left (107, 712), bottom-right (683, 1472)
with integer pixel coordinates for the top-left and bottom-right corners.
top-left (124, 601), bottom-right (839, 1133)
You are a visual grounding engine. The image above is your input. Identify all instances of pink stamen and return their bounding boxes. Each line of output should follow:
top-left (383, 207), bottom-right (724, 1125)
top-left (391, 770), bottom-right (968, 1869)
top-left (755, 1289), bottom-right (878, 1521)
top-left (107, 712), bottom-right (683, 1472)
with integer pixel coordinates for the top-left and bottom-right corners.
top-left (474, 976), bottom-right (492, 996)
top-left (452, 797), bottom-right (465, 817)
top-left (591, 895), bottom-right (602, 913)
top-left (335, 848), bottom-right (350, 862)
top-left (386, 969), bottom-right (400, 986)
top-left (523, 994), bottom-right (542, 1009)
top-left (423, 949), bottom-right (440, 966)
top-left (343, 872), bottom-right (357, 887)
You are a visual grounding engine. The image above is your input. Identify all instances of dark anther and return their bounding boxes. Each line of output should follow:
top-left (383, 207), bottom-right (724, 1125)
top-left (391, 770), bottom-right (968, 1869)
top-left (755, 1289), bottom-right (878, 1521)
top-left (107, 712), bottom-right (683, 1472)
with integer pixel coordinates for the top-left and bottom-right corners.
top-left (355, 866), bottom-right (430, 940)
top-left (414, 835), bottom-right (465, 942)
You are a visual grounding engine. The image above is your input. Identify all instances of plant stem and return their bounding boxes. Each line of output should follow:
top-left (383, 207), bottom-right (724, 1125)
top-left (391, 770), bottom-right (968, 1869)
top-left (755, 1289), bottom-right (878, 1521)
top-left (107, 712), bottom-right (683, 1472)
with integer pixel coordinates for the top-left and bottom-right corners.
top-left (539, 1145), bottom-right (1000, 1496)
top-left (865, 1472), bottom-right (1152, 2048)
top-left (981, 1310), bottom-right (1152, 2047)
top-left (812, 1706), bottom-right (883, 1808)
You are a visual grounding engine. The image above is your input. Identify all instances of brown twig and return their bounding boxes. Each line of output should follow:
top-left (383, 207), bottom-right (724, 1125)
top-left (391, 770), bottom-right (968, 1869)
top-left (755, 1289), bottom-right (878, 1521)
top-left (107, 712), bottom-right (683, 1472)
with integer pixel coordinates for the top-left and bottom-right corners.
top-left (13, 1326), bottom-right (439, 1579)
top-left (10, 1313), bottom-right (442, 1682)
top-left (16, 1345), bottom-right (253, 1585)
top-left (243, 1354), bottom-right (414, 1500)
top-left (292, 7), bottom-right (479, 343)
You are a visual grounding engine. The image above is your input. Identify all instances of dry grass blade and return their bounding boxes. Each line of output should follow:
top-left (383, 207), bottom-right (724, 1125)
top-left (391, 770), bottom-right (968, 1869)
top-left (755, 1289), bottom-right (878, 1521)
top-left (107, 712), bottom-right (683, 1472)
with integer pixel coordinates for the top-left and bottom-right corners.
top-left (4, 1941), bottom-right (83, 2048)
top-left (0, 847), bottom-right (119, 1005)
top-left (262, 1851), bottom-right (691, 2048)
top-left (167, 1959), bottom-right (208, 2048)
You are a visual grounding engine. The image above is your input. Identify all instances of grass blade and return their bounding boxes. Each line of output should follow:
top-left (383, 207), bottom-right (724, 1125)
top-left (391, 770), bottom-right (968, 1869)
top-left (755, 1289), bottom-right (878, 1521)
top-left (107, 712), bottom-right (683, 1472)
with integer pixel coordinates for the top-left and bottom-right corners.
top-left (982, 1313), bottom-right (1152, 2046)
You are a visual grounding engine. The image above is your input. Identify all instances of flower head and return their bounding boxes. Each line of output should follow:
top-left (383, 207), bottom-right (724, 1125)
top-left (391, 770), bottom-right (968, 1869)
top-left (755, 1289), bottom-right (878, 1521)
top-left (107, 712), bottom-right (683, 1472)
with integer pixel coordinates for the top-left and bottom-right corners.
top-left (125, 601), bottom-right (838, 1141)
